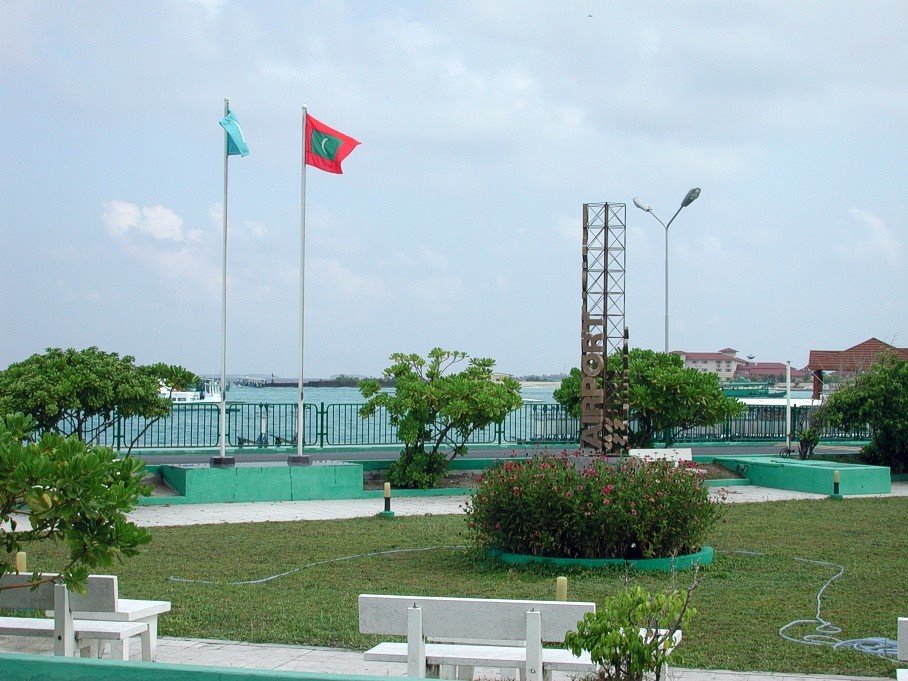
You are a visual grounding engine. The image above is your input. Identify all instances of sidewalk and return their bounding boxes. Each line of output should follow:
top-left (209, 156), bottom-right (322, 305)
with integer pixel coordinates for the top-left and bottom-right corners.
top-left (125, 482), bottom-right (908, 528)
top-left (0, 635), bottom-right (889, 680)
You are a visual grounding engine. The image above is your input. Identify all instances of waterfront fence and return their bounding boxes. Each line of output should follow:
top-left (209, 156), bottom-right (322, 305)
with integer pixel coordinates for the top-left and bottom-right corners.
top-left (62, 403), bottom-right (870, 451)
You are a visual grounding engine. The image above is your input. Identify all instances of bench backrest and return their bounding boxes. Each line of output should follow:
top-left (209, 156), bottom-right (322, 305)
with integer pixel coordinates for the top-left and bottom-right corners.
top-left (359, 594), bottom-right (595, 643)
top-left (898, 617), bottom-right (907, 662)
top-left (0, 573), bottom-right (118, 613)
top-left (0, 574), bottom-right (57, 610)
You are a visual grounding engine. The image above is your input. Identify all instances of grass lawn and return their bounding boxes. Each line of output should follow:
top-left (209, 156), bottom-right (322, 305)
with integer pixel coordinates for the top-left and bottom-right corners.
top-left (19, 497), bottom-right (907, 678)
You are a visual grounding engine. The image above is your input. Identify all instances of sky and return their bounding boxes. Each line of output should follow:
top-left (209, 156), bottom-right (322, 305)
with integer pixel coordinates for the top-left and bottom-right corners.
top-left (1, 1), bottom-right (906, 379)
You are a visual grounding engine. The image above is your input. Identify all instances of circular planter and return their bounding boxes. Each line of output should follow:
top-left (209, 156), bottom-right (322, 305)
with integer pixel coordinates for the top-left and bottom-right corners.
top-left (487, 545), bottom-right (713, 572)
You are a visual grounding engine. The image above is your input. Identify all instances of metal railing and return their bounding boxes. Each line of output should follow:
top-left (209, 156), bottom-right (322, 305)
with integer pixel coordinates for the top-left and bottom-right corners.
top-left (58, 403), bottom-right (868, 451)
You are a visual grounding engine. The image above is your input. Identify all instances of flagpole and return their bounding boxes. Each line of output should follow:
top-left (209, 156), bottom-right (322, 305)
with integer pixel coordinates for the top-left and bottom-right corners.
top-left (291, 105), bottom-right (309, 464)
top-left (213, 97), bottom-right (235, 467)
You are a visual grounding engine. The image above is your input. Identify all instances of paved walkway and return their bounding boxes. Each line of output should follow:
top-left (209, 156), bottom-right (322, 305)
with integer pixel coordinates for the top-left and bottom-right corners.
top-left (0, 635), bottom-right (890, 680)
top-left (4, 484), bottom-right (905, 679)
top-left (125, 482), bottom-right (908, 528)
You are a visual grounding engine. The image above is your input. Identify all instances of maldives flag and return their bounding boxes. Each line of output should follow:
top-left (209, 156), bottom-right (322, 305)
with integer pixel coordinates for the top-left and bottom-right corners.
top-left (305, 114), bottom-right (360, 174)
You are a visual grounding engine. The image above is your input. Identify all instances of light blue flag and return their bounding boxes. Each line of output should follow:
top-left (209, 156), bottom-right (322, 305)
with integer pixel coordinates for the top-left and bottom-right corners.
top-left (219, 109), bottom-right (250, 157)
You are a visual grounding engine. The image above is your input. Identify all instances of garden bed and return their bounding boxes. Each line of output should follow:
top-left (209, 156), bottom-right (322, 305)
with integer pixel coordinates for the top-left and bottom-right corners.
top-left (363, 461), bottom-right (743, 491)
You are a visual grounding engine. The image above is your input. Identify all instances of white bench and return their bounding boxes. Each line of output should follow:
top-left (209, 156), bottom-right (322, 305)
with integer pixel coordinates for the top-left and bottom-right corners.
top-left (48, 597), bottom-right (171, 661)
top-left (629, 448), bottom-right (693, 466)
top-left (0, 573), bottom-right (146, 660)
top-left (359, 594), bottom-right (597, 680)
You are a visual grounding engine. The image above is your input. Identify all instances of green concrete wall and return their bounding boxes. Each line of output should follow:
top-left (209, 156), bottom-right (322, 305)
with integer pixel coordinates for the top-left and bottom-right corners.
top-left (712, 457), bottom-right (891, 495)
top-left (0, 653), bottom-right (407, 681)
top-left (158, 463), bottom-right (364, 504)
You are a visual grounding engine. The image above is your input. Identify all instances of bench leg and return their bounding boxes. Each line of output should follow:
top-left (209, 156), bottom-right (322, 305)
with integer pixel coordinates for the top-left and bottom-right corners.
top-left (110, 640), bottom-right (129, 660)
top-left (141, 617), bottom-right (158, 661)
top-left (898, 617), bottom-right (908, 662)
top-left (438, 664), bottom-right (473, 680)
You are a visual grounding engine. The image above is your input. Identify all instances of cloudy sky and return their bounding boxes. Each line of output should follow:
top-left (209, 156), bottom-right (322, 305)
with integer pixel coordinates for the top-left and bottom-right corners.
top-left (1, 1), bottom-right (905, 378)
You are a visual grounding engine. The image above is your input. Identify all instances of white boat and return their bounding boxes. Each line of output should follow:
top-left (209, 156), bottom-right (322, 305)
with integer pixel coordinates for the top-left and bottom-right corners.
top-left (159, 378), bottom-right (222, 403)
top-left (738, 397), bottom-right (824, 408)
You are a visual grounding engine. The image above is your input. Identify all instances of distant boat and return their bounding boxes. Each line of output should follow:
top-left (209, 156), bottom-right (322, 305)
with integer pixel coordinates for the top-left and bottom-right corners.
top-left (722, 382), bottom-right (785, 398)
top-left (159, 378), bottom-right (221, 403)
top-left (739, 396), bottom-right (824, 407)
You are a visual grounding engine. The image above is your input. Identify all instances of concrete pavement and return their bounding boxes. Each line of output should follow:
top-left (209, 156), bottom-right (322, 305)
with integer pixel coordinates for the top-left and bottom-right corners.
top-left (0, 635), bottom-right (892, 680)
top-left (123, 482), bottom-right (908, 528)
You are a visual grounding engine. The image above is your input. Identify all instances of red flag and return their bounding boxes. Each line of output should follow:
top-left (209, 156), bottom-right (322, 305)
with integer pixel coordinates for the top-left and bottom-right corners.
top-left (305, 114), bottom-right (360, 174)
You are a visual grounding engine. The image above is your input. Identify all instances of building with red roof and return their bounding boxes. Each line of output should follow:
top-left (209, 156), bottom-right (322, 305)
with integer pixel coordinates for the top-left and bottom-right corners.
top-left (807, 338), bottom-right (908, 398)
top-left (736, 363), bottom-right (809, 382)
top-left (673, 348), bottom-right (749, 382)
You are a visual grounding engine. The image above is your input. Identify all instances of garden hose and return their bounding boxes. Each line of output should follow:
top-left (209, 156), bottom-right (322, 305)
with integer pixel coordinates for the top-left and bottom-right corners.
top-left (171, 545), bottom-right (899, 662)
top-left (725, 551), bottom-right (899, 661)
top-left (777, 558), bottom-right (899, 661)
top-left (168, 545), bottom-right (468, 586)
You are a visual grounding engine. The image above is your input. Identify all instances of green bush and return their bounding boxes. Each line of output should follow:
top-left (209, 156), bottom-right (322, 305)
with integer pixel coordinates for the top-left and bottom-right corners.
top-left (386, 448), bottom-right (449, 489)
top-left (1, 413), bottom-right (151, 591)
top-left (465, 455), bottom-right (720, 559)
top-left (564, 583), bottom-right (696, 681)
top-left (819, 352), bottom-right (907, 473)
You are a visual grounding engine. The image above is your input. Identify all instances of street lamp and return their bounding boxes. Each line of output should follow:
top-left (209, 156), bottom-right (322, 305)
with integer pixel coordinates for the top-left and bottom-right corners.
top-left (633, 188), bottom-right (701, 353)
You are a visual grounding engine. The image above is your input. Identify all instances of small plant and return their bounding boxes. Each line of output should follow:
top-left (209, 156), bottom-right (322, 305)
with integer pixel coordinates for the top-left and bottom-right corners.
top-left (797, 427), bottom-right (820, 459)
top-left (466, 455), bottom-right (720, 559)
top-left (360, 348), bottom-right (522, 488)
top-left (564, 576), bottom-right (699, 681)
top-left (386, 448), bottom-right (448, 489)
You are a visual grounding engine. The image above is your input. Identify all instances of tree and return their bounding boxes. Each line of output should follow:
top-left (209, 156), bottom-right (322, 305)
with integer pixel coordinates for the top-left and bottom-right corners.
top-left (554, 349), bottom-right (745, 448)
top-left (360, 348), bottom-right (522, 488)
top-left (819, 352), bottom-right (908, 473)
top-left (0, 347), bottom-right (183, 444)
top-left (148, 363), bottom-right (200, 394)
top-left (0, 413), bottom-right (151, 591)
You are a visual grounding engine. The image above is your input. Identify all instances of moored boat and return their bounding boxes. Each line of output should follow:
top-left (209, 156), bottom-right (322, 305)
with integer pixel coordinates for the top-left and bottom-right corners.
top-left (159, 378), bottom-right (222, 403)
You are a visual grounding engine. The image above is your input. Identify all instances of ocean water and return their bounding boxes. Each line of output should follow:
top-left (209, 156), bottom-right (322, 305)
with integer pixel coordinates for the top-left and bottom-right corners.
top-left (225, 384), bottom-right (559, 404)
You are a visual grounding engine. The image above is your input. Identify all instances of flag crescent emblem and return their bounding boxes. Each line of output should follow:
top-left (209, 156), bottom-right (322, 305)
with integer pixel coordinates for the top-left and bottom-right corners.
top-left (320, 137), bottom-right (330, 154)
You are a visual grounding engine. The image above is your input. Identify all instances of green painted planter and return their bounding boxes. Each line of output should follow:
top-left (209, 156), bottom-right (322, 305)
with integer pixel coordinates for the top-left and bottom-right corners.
top-left (487, 546), bottom-right (713, 572)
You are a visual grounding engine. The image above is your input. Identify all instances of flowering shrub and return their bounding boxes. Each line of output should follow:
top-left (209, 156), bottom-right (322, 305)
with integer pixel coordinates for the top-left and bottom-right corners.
top-left (465, 455), bottom-right (720, 559)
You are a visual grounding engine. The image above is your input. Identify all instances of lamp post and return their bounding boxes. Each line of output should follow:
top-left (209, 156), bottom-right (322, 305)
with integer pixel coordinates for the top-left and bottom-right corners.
top-left (633, 187), bottom-right (701, 353)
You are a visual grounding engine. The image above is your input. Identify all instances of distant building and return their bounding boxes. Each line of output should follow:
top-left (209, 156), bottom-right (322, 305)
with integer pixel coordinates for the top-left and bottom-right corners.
top-left (673, 348), bottom-right (748, 382)
top-left (807, 337), bottom-right (908, 398)
top-left (735, 363), bottom-right (809, 382)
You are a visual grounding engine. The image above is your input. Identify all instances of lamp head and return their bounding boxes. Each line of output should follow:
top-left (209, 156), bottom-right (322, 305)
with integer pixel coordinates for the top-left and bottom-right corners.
top-left (681, 187), bottom-right (701, 207)
top-left (632, 197), bottom-right (652, 212)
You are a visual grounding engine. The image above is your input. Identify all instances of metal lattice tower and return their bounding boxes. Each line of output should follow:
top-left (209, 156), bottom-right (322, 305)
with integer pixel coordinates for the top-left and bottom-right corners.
top-left (580, 202), bottom-right (628, 454)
